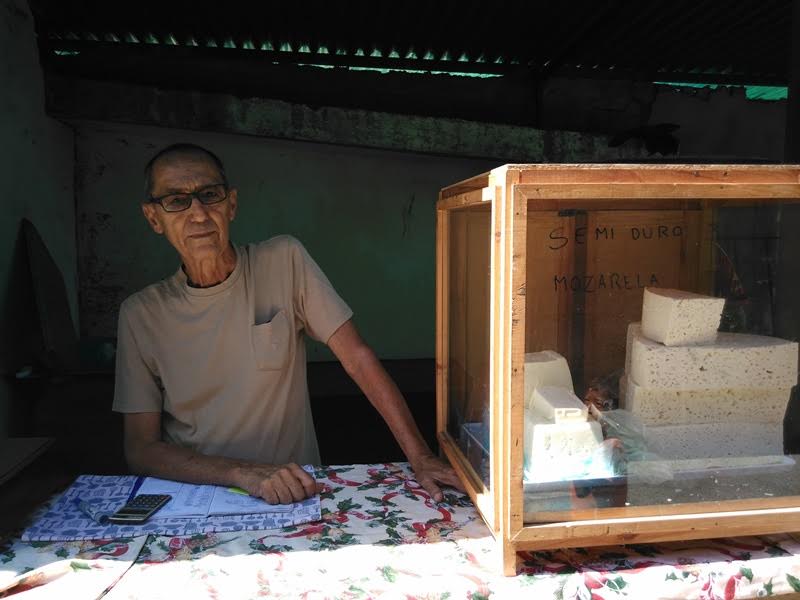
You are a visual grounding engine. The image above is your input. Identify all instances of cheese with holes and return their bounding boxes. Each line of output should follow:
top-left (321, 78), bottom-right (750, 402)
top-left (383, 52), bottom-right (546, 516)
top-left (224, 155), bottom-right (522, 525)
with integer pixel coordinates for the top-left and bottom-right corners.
top-left (524, 350), bottom-right (574, 410)
top-left (629, 327), bottom-right (799, 390)
top-left (531, 386), bottom-right (588, 422)
top-left (621, 375), bottom-right (792, 425)
top-left (645, 422), bottom-right (783, 460)
top-left (641, 287), bottom-right (725, 346)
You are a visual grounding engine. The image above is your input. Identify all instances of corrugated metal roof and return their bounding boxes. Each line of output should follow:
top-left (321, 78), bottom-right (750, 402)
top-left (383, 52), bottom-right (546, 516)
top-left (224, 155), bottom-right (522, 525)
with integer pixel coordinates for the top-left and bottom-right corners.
top-left (657, 82), bottom-right (788, 101)
top-left (30, 0), bottom-right (792, 86)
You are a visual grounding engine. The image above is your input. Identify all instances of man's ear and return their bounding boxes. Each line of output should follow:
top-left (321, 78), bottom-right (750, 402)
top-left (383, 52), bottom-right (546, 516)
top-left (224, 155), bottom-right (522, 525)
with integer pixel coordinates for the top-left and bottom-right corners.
top-left (141, 203), bottom-right (164, 234)
top-left (227, 188), bottom-right (238, 222)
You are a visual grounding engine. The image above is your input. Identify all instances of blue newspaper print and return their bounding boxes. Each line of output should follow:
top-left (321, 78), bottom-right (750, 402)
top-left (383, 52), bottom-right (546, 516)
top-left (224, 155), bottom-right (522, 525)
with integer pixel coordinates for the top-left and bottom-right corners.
top-left (21, 475), bottom-right (321, 542)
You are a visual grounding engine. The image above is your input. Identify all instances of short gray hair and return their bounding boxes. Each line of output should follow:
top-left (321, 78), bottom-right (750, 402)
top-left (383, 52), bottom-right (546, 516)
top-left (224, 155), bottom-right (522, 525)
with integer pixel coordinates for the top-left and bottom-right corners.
top-left (143, 143), bottom-right (228, 198)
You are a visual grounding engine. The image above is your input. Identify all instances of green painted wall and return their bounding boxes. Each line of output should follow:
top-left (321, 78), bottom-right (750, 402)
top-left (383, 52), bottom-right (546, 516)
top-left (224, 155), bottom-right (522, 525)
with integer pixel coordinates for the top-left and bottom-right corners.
top-left (0, 0), bottom-right (76, 436)
top-left (75, 121), bottom-right (499, 361)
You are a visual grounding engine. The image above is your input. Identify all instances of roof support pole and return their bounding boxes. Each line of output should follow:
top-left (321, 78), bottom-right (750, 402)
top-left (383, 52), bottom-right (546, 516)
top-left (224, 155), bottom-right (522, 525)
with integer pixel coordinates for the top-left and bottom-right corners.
top-left (785, 0), bottom-right (800, 161)
top-left (778, 0), bottom-right (800, 454)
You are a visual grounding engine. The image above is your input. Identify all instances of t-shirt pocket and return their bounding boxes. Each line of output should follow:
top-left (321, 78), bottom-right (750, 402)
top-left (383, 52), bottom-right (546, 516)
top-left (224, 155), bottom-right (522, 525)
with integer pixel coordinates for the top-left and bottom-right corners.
top-left (251, 309), bottom-right (291, 370)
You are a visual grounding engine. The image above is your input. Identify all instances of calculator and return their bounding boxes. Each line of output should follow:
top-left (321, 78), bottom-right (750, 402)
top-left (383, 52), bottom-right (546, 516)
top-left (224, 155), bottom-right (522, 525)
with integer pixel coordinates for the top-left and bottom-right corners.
top-left (108, 494), bottom-right (172, 524)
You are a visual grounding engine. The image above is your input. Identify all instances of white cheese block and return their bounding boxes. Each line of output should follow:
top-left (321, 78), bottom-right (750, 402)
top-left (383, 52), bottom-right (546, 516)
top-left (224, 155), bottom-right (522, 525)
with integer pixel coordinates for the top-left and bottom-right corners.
top-left (629, 328), bottom-right (799, 390)
top-left (624, 322), bottom-right (640, 377)
top-left (645, 422), bottom-right (783, 460)
top-left (641, 287), bottom-right (725, 346)
top-left (621, 375), bottom-right (792, 425)
top-left (524, 350), bottom-right (574, 410)
top-left (524, 416), bottom-right (603, 481)
top-left (526, 417), bottom-right (602, 457)
top-left (627, 454), bottom-right (790, 484)
top-left (532, 421), bottom-right (603, 458)
top-left (531, 386), bottom-right (588, 422)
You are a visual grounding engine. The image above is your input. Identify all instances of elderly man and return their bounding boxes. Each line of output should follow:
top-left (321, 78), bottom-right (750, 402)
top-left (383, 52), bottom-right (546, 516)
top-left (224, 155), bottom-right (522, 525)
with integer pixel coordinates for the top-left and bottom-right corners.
top-left (113, 143), bottom-right (462, 505)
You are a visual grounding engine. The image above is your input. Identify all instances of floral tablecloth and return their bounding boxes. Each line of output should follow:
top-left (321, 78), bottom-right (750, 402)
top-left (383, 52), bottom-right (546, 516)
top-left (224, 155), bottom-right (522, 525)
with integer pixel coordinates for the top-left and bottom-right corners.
top-left (4, 463), bottom-right (800, 599)
top-left (0, 537), bottom-right (146, 598)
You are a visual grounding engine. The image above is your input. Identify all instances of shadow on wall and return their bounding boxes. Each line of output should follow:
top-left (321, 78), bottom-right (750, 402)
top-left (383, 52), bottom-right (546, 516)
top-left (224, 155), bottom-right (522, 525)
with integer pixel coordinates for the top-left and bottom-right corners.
top-left (1, 220), bottom-right (57, 440)
top-left (0, 225), bottom-right (39, 386)
top-left (2, 219), bottom-right (123, 473)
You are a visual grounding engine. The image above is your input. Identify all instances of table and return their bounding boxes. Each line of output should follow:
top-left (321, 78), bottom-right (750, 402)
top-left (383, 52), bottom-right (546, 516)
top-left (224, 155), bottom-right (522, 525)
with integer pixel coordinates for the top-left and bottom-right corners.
top-left (3, 463), bottom-right (800, 599)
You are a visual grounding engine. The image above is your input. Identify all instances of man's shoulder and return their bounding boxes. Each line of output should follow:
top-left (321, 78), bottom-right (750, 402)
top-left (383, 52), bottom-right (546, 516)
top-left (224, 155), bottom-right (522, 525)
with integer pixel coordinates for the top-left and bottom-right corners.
top-left (245, 234), bottom-right (306, 262)
top-left (120, 276), bottom-right (179, 316)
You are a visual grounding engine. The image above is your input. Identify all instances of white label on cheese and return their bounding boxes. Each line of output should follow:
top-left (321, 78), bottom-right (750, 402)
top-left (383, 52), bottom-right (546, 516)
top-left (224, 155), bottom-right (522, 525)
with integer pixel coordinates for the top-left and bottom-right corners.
top-left (641, 287), bottom-right (725, 347)
top-left (532, 386), bottom-right (588, 423)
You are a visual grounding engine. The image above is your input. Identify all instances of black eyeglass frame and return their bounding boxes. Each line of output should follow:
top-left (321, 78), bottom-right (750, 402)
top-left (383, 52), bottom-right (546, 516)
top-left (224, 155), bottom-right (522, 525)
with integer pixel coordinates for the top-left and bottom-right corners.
top-left (148, 182), bottom-right (230, 212)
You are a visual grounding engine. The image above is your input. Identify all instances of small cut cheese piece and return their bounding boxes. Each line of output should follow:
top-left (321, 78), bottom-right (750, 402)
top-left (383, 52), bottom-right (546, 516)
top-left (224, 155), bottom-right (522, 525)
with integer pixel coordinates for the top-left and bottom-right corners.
top-left (629, 327), bottom-right (798, 391)
top-left (523, 350), bottom-right (574, 410)
top-left (641, 287), bottom-right (725, 346)
top-left (531, 386), bottom-right (588, 423)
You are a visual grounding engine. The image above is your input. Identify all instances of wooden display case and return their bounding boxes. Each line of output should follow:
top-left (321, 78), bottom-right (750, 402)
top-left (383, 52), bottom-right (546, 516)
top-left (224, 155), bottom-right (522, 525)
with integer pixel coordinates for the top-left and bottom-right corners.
top-left (436, 164), bottom-right (800, 575)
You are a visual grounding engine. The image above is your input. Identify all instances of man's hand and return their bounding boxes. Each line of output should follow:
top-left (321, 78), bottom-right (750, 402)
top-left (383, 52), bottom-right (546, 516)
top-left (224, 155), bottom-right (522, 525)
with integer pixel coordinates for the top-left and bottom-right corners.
top-left (410, 454), bottom-right (465, 503)
top-left (123, 414), bottom-right (322, 504)
top-left (233, 463), bottom-right (321, 505)
top-left (328, 322), bottom-right (467, 504)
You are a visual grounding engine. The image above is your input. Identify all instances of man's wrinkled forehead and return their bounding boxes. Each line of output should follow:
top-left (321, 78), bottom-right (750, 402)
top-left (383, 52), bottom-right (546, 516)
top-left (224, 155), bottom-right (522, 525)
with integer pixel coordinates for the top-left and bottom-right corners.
top-left (150, 152), bottom-right (224, 193)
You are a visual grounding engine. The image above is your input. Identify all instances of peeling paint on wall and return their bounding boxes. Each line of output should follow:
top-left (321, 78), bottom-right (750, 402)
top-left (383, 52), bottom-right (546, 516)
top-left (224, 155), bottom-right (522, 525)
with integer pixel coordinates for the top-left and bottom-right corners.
top-left (78, 210), bottom-right (125, 336)
top-left (49, 77), bottom-right (649, 163)
top-left (401, 194), bottom-right (415, 239)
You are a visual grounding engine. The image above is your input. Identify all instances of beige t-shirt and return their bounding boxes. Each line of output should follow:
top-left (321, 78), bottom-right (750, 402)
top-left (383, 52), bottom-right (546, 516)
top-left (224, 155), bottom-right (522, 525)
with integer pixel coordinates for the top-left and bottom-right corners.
top-left (112, 235), bottom-right (353, 465)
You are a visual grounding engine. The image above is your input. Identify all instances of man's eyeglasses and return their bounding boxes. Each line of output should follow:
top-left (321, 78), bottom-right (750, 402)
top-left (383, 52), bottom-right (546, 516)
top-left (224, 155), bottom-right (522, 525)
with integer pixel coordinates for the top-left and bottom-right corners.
top-left (149, 183), bottom-right (229, 212)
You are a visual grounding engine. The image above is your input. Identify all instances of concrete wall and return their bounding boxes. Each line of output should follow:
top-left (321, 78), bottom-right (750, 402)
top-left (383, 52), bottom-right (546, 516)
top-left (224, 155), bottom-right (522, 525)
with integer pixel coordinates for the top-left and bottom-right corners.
top-left (650, 85), bottom-right (787, 161)
top-left (73, 80), bottom-right (791, 364)
top-left (540, 77), bottom-right (787, 161)
top-left (0, 0), bottom-right (76, 436)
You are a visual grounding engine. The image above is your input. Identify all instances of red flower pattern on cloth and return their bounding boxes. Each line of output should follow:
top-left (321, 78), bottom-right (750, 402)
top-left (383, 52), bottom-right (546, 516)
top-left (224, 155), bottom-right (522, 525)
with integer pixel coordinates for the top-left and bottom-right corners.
top-left (6, 464), bottom-right (800, 599)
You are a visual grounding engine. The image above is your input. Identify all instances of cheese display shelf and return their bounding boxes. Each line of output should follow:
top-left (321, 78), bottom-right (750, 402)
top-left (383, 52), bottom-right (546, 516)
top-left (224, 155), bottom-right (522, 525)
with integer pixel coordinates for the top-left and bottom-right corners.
top-left (435, 164), bottom-right (800, 575)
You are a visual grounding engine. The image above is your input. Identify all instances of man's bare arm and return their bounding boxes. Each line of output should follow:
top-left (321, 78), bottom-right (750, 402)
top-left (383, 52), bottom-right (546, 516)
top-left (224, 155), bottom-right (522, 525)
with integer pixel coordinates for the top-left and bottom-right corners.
top-left (327, 319), bottom-right (463, 501)
top-left (123, 412), bottom-right (319, 504)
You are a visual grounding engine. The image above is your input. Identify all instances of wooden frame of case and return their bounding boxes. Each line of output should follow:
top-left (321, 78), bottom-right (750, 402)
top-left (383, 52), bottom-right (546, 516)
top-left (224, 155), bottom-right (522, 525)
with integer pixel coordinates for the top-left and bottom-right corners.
top-left (436, 164), bottom-right (800, 575)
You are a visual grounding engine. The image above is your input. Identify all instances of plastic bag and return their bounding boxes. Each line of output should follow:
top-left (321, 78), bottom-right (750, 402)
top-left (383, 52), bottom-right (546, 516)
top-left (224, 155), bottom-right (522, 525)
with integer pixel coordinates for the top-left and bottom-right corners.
top-left (593, 408), bottom-right (674, 484)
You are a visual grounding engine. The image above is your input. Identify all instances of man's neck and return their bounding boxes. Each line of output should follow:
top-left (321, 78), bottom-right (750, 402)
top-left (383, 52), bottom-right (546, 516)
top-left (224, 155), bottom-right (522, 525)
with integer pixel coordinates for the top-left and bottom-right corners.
top-left (182, 244), bottom-right (238, 288)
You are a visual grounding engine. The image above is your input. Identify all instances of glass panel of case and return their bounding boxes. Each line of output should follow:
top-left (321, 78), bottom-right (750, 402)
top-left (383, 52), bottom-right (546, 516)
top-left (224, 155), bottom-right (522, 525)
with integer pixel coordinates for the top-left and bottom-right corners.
top-left (447, 204), bottom-right (492, 487)
top-left (522, 202), bottom-right (800, 522)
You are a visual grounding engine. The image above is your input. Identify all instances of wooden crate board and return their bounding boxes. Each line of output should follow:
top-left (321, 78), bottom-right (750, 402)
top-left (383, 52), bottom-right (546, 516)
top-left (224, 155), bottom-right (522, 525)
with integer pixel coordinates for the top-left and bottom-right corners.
top-left (523, 208), bottom-right (706, 390)
top-left (436, 164), bottom-right (800, 575)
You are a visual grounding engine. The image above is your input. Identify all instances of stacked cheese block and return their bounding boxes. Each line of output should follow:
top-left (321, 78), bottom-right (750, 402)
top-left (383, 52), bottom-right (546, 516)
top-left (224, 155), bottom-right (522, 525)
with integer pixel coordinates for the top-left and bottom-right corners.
top-left (621, 288), bottom-right (799, 461)
top-left (523, 351), bottom-right (612, 482)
